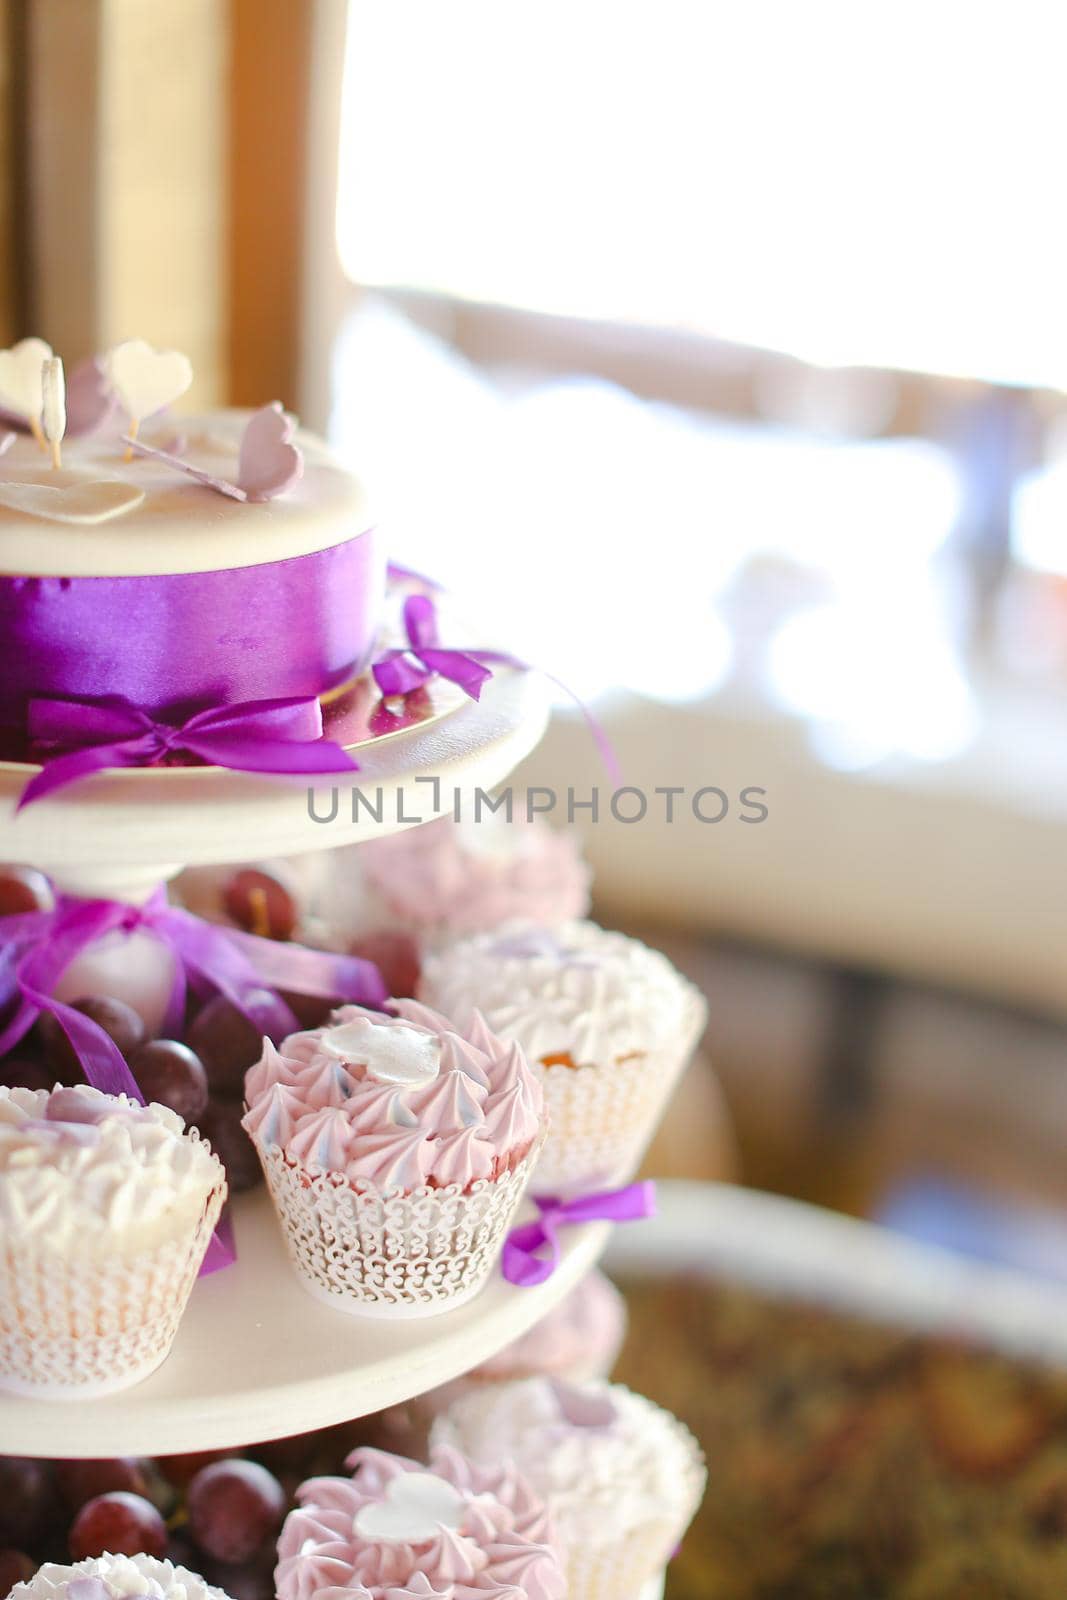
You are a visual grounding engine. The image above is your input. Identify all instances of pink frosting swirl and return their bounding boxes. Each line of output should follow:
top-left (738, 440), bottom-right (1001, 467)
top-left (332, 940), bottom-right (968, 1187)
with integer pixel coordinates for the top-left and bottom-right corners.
top-left (359, 816), bottom-right (591, 938)
top-left (275, 1445), bottom-right (565, 1600)
top-left (475, 1267), bottom-right (627, 1382)
top-left (243, 1002), bottom-right (542, 1192)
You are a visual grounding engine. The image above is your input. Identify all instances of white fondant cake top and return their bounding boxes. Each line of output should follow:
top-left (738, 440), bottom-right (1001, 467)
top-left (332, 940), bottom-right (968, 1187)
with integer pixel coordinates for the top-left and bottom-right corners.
top-left (0, 411), bottom-right (372, 577)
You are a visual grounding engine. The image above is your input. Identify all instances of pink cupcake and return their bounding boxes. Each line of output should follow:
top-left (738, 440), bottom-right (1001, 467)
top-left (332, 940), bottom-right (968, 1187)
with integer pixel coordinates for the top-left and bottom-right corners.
top-left (243, 1002), bottom-right (545, 1316)
top-left (299, 814), bottom-right (591, 993)
top-left (433, 1378), bottom-right (706, 1600)
top-left (379, 1269), bottom-right (629, 1457)
top-left (275, 1445), bottom-right (565, 1600)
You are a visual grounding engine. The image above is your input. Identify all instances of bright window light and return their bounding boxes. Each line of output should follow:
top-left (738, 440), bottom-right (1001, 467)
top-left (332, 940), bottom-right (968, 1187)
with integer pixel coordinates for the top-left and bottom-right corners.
top-left (338, 1), bottom-right (1067, 386)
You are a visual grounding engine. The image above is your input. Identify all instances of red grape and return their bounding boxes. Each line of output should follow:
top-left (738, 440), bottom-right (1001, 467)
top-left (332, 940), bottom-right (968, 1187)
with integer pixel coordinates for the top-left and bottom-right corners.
top-left (187, 1459), bottom-right (285, 1564)
top-left (129, 1040), bottom-right (208, 1123)
top-left (252, 1433), bottom-right (318, 1474)
top-left (55, 1457), bottom-right (149, 1512)
top-left (0, 867), bottom-right (55, 916)
top-left (0, 1550), bottom-right (34, 1592)
top-left (187, 998), bottom-right (266, 1098)
top-left (68, 1491), bottom-right (167, 1560)
top-left (155, 1449), bottom-right (228, 1488)
top-left (349, 931), bottom-right (419, 999)
top-left (0, 1456), bottom-right (56, 1547)
top-left (223, 871), bottom-right (297, 941)
top-left (198, 1099), bottom-right (263, 1192)
top-left (277, 991), bottom-right (338, 1030)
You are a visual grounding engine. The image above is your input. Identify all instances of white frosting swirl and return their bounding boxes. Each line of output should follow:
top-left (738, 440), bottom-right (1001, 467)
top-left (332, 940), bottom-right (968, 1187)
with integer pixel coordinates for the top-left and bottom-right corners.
top-left (0, 1085), bottom-right (225, 1255)
top-left (420, 920), bottom-right (705, 1068)
top-left (9, 1554), bottom-right (233, 1600)
top-left (431, 1377), bottom-right (705, 1551)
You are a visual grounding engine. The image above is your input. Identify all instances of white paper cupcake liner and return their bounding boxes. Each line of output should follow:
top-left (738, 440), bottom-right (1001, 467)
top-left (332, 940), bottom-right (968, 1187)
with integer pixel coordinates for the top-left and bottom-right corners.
top-left (532, 986), bottom-right (707, 1195)
top-left (0, 1172), bottom-right (226, 1398)
top-left (253, 1135), bottom-right (545, 1317)
top-left (433, 1383), bottom-right (705, 1600)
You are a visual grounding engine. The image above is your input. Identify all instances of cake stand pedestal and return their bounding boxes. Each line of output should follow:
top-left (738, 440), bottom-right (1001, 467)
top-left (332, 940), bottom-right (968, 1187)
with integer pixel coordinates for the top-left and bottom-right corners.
top-left (0, 665), bottom-right (550, 902)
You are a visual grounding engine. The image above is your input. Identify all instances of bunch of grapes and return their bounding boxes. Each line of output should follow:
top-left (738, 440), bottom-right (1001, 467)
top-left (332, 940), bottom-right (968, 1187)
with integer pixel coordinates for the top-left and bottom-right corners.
top-left (0, 1418), bottom-right (394, 1599)
top-left (0, 866), bottom-right (337, 1196)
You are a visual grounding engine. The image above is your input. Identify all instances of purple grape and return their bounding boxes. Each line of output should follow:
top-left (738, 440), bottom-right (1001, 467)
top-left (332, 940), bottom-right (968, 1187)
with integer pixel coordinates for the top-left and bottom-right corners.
top-left (39, 997), bottom-right (145, 1085)
top-left (0, 1456), bottom-right (56, 1547)
top-left (198, 1099), bottom-right (263, 1192)
top-left (187, 1460), bottom-right (285, 1564)
top-left (129, 1040), bottom-right (209, 1122)
top-left (187, 997), bottom-right (265, 1098)
top-left (68, 1491), bottom-right (167, 1560)
top-left (0, 866), bottom-right (55, 916)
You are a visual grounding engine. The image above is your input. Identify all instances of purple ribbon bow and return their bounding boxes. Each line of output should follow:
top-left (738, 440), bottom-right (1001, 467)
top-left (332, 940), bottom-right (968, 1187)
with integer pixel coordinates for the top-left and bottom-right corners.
top-left (376, 587), bottom-right (622, 783)
top-left (18, 694), bottom-right (359, 809)
top-left (0, 886), bottom-right (388, 1272)
top-left (502, 1181), bottom-right (657, 1287)
top-left (372, 593), bottom-right (510, 701)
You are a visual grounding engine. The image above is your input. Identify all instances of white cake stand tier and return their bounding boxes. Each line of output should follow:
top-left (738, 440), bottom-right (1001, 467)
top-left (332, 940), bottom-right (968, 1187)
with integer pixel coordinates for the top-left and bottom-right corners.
top-left (0, 1189), bottom-right (611, 1457)
top-left (0, 665), bottom-right (550, 902)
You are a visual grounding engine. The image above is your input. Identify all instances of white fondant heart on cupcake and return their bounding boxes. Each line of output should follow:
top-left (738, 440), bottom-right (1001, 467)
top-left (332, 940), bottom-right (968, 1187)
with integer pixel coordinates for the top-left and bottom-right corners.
top-left (106, 338), bottom-right (192, 423)
top-left (0, 337), bottom-right (52, 423)
top-left (237, 401), bottom-right (303, 499)
top-left (320, 1020), bottom-right (442, 1087)
top-left (354, 1472), bottom-right (466, 1543)
top-left (0, 472), bottom-right (145, 524)
top-left (551, 1378), bottom-right (618, 1428)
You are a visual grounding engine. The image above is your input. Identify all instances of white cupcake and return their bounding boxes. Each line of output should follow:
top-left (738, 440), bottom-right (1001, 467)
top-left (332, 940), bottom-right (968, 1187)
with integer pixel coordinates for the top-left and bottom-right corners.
top-left (10, 1556), bottom-right (233, 1600)
top-left (432, 1376), bottom-right (706, 1600)
top-left (0, 1084), bottom-right (226, 1397)
top-left (381, 1268), bottom-right (629, 1456)
top-left (420, 921), bottom-right (707, 1192)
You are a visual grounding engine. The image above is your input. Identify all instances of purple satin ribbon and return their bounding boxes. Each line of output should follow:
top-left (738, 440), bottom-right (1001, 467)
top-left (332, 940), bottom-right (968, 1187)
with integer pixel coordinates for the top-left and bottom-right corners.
top-left (0, 529), bottom-right (384, 757)
top-left (373, 594), bottom-right (499, 700)
top-left (502, 1181), bottom-right (657, 1287)
top-left (374, 592), bottom-right (622, 784)
top-left (0, 886), bottom-right (388, 1272)
top-left (18, 694), bottom-right (359, 808)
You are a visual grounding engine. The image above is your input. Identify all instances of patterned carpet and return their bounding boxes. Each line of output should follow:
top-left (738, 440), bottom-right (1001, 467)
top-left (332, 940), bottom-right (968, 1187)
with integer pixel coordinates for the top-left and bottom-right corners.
top-left (614, 1275), bottom-right (1067, 1598)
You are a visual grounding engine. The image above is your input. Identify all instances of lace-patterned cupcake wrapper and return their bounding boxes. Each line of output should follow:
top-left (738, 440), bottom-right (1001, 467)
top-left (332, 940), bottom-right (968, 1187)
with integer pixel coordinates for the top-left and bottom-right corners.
top-left (563, 1509), bottom-right (701, 1600)
top-left (0, 1171), bottom-right (226, 1397)
top-left (253, 1135), bottom-right (547, 1318)
top-left (433, 1384), bottom-right (705, 1600)
top-left (532, 986), bottom-right (707, 1196)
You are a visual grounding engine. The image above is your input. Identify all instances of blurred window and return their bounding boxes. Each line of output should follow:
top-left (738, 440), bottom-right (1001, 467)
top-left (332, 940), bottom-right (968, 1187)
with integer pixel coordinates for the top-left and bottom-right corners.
top-left (332, 1), bottom-right (1067, 753)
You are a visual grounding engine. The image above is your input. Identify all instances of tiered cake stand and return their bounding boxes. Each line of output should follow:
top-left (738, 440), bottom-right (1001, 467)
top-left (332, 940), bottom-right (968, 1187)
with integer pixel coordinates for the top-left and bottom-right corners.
top-left (0, 662), bottom-right (667, 1596)
top-left (0, 664), bottom-right (613, 1441)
